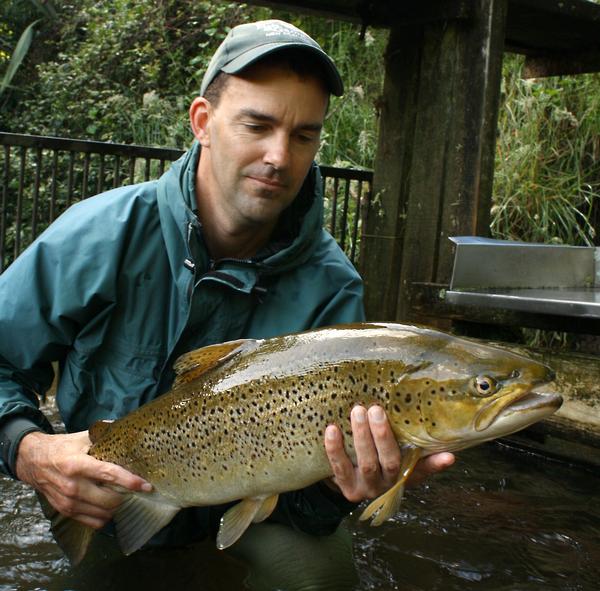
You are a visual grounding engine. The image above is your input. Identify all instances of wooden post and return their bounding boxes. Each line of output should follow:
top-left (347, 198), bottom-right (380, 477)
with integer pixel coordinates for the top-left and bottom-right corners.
top-left (361, 0), bottom-right (507, 322)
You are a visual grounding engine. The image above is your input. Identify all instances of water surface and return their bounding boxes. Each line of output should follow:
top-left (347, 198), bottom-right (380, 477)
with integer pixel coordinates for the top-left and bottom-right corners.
top-left (1, 442), bottom-right (598, 590)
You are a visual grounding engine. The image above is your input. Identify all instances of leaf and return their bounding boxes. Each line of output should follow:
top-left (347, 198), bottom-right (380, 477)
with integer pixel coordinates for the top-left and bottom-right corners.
top-left (0, 20), bottom-right (40, 97)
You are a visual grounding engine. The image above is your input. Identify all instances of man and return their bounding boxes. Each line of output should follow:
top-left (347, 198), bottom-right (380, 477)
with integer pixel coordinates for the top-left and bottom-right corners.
top-left (0, 19), bottom-right (453, 552)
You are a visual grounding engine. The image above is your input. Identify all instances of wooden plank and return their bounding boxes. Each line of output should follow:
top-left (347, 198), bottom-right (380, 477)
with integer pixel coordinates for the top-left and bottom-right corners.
top-left (523, 51), bottom-right (600, 77)
top-left (362, 2), bottom-right (507, 322)
top-left (360, 27), bottom-right (423, 320)
top-left (506, 0), bottom-right (600, 54)
top-left (242, 0), bottom-right (472, 27)
top-left (243, 0), bottom-right (600, 55)
top-left (392, 0), bottom-right (506, 321)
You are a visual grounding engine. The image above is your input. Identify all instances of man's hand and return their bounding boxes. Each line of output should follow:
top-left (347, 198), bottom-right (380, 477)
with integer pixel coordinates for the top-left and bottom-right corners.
top-left (324, 405), bottom-right (454, 502)
top-left (15, 431), bottom-right (152, 529)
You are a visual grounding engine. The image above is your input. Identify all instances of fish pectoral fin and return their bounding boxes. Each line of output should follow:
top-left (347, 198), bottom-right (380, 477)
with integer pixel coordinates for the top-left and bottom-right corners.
top-left (172, 338), bottom-right (258, 387)
top-left (38, 492), bottom-right (95, 566)
top-left (113, 492), bottom-right (180, 556)
top-left (252, 493), bottom-right (279, 524)
top-left (359, 446), bottom-right (423, 526)
top-left (217, 494), bottom-right (279, 550)
top-left (88, 419), bottom-right (115, 444)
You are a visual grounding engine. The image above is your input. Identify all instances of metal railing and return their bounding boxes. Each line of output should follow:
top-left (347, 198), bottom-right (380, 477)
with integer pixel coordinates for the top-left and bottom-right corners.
top-left (0, 132), bottom-right (372, 273)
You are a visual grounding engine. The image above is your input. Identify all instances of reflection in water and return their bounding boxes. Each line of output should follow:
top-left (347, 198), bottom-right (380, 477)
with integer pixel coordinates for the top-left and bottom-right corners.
top-left (1, 443), bottom-right (599, 590)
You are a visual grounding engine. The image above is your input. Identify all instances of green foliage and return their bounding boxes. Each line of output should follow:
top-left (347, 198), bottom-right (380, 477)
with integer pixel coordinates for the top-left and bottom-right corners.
top-left (492, 55), bottom-right (600, 246)
top-left (1, 1), bottom-right (386, 165)
top-left (0, 19), bottom-right (39, 97)
top-left (2, 0), bottom-right (258, 145)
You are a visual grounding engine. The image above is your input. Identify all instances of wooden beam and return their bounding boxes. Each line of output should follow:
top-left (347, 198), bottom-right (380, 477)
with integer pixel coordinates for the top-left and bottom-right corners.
top-left (242, 0), bottom-right (472, 27)
top-left (523, 51), bottom-right (600, 77)
top-left (361, 0), bottom-right (507, 322)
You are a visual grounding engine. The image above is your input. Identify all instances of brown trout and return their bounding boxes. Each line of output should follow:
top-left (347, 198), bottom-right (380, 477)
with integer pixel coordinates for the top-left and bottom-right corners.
top-left (48, 322), bottom-right (561, 564)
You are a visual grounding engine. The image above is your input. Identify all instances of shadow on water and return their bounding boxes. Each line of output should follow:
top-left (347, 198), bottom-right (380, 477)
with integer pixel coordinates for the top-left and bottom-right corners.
top-left (1, 442), bottom-right (599, 590)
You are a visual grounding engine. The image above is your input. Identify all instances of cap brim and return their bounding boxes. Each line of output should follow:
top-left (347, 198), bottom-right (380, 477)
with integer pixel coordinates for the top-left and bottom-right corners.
top-left (221, 42), bottom-right (344, 97)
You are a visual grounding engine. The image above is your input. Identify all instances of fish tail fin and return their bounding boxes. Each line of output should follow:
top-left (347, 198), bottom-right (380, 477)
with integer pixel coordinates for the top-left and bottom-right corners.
top-left (37, 493), bottom-right (95, 566)
top-left (359, 446), bottom-right (423, 526)
top-left (217, 494), bottom-right (279, 550)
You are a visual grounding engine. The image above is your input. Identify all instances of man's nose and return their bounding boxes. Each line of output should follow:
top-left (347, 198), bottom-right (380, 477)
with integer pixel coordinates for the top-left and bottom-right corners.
top-left (263, 134), bottom-right (290, 170)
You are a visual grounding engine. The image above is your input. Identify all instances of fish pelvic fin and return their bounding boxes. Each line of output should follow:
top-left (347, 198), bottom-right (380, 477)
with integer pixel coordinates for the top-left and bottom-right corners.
top-left (113, 492), bottom-right (180, 556)
top-left (217, 494), bottom-right (279, 550)
top-left (359, 446), bottom-right (423, 526)
top-left (37, 492), bottom-right (95, 566)
top-left (172, 338), bottom-right (256, 387)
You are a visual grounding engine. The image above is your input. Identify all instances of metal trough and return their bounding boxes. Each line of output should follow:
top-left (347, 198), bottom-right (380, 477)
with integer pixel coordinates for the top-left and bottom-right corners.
top-left (446, 236), bottom-right (600, 318)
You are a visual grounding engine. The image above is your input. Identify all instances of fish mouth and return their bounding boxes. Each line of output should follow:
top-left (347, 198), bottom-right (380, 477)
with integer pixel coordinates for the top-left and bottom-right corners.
top-left (479, 390), bottom-right (563, 436)
top-left (499, 391), bottom-right (562, 416)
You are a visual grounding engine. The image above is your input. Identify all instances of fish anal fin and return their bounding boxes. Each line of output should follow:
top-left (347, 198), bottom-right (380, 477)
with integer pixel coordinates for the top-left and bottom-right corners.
top-left (172, 339), bottom-right (256, 387)
top-left (37, 492), bottom-right (95, 566)
top-left (89, 419), bottom-right (115, 444)
top-left (113, 492), bottom-right (180, 556)
top-left (359, 446), bottom-right (423, 526)
top-left (217, 494), bottom-right (278, 550)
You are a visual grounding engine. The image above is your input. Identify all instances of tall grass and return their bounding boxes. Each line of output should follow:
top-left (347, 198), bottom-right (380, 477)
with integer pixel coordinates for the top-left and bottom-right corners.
top-left (492, 55), bottom-right (600, 247)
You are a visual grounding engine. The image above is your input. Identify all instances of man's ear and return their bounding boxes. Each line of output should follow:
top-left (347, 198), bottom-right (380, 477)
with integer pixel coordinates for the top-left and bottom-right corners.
top-left (189, 96), bottom-right (212, 147)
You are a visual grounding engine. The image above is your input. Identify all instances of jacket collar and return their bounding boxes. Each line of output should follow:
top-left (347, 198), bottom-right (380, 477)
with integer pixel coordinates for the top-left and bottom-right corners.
top-left (156, 141), bottom-right (325, 287)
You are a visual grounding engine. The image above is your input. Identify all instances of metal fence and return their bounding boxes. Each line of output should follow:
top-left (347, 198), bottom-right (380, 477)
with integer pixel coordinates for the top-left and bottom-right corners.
top-left (0, 132), bottom-right (372, 273)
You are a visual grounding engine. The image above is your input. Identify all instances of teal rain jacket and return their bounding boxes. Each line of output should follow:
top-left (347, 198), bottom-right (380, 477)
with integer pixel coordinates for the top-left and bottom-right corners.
top-left (0, 142), bottom-right (365, 545)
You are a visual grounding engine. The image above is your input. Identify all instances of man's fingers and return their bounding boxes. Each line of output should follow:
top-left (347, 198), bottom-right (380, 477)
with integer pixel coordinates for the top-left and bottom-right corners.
top-left (367, 405), bottom-right (401, 481)
top-left (43, 482), bottom-right (114, 522)
top-left (350, 406), bottom-right (380, 488)
top-left (408, 452), bottom-right (455, 487)
top-left (324, 424), bottom-right (358, 496)
top-left (76, 455), bottom-right (152, 493)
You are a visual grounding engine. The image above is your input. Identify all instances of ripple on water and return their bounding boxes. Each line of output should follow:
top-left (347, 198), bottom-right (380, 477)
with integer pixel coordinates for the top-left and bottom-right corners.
top-left (350, 444), bottom-right (600, 591)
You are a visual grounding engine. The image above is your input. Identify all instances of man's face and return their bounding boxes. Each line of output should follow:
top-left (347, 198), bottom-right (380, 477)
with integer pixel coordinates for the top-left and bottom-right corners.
top-left (197, 63), bottom-right (329, 231)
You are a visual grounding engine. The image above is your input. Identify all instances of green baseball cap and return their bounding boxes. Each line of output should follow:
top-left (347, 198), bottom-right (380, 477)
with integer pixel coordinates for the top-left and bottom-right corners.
top-left (200, 19), bottom-right (344, 97)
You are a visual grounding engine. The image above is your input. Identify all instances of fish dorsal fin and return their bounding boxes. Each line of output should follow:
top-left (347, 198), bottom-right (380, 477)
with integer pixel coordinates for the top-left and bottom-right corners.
top-left (172, 339), bottom-right (254, 387)
top-left (217, 494), bottom-right (279, 550)
top-left (89, 419), bottom-right (115, 444)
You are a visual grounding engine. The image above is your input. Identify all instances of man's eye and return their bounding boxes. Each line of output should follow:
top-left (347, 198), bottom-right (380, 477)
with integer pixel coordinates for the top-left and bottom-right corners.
top-left (296, 134), bottom-right (318, 144)
top-left (244, 124), bottom-right (266, 132)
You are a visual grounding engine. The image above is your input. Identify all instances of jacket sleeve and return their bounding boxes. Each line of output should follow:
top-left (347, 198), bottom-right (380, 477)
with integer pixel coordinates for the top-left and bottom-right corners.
top-left (0, 200), bottom-right (117, 477)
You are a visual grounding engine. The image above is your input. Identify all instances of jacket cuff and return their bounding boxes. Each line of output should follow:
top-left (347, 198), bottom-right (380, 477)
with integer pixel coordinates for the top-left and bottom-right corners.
top-left (0, 416), bottom-right (46, 479)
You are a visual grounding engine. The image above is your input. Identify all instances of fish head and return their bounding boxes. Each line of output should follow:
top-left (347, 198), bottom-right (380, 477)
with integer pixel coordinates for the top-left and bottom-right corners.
top-left (386, 332), bottom-right (562, 453)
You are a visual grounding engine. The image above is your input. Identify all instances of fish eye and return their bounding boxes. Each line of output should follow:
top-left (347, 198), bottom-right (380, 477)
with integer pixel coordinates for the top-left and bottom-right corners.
top-left (472, 375), bottom-right (497, 396)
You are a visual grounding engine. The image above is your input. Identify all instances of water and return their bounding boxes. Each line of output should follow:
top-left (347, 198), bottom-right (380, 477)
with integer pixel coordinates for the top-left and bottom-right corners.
top-left (1, 443), bottom-right (598, 590)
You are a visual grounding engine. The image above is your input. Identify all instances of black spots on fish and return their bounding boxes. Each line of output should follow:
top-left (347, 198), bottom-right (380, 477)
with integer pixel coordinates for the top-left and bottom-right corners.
top-left (393, 403), bottom-right (401, 413)
top-left (404, 393), bottom-right (412, 404)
